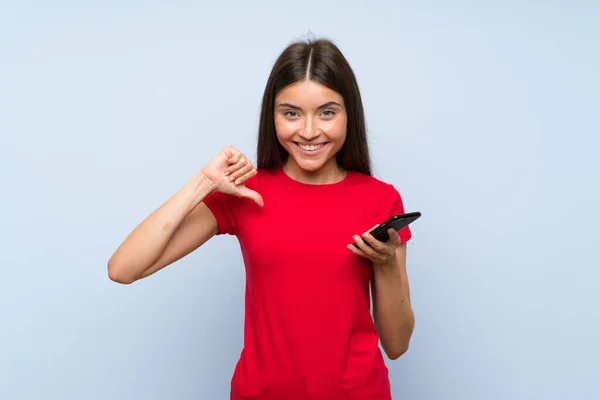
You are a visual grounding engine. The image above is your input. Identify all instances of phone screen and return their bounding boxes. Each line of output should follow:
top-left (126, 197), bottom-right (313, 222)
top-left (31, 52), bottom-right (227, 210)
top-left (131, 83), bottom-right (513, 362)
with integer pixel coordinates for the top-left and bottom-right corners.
top-left (354, 212), bottom-right (421, 247)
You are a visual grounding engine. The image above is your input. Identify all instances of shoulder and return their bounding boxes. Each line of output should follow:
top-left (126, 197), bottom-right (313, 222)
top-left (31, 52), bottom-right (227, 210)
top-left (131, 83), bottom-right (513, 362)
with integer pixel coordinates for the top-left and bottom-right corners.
top-left (347, 171), bottom-right (408, 213)
top-left (347, 171), bottom-right (399, 196)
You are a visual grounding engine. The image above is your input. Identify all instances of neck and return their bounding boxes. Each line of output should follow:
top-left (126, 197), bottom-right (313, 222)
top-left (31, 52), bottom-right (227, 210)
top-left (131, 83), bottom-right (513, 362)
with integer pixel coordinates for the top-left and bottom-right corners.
top-left (283, 158), bottom-right (347, 185)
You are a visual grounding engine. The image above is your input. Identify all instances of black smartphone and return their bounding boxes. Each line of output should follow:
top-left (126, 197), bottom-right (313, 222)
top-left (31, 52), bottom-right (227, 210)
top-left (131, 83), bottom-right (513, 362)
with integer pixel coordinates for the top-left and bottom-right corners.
top-left (353, 212), bottom-right (422, 248)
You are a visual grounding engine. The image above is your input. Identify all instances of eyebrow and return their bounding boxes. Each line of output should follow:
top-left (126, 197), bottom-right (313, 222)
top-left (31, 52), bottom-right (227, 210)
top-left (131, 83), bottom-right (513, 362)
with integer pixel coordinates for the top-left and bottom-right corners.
top-left (277, 101), bottom-right (343, 110)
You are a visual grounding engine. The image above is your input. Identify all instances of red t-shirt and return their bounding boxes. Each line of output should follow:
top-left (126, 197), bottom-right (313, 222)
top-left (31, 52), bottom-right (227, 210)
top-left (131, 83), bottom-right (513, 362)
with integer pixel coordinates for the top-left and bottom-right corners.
top-left (203, 167), bottom-right (412, 400)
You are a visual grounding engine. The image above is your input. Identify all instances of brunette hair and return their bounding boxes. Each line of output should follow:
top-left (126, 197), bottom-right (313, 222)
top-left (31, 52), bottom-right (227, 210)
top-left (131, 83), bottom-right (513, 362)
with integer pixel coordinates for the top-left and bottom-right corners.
top-left (256, 37), bottom-right (372, 176)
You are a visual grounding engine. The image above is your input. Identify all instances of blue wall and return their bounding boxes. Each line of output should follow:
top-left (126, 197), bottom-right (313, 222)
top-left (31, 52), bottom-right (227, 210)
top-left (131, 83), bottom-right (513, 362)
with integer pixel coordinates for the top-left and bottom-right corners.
top-left (1, 1), bottom-right (598, 399)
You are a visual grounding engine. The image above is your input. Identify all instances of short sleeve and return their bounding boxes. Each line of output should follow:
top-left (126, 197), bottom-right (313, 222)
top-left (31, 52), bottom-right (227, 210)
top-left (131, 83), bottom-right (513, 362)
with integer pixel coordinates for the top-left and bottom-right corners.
top-left (389, 185), bottom-right (413, 243)
top-left (203, 191), bottom-right (236, 235)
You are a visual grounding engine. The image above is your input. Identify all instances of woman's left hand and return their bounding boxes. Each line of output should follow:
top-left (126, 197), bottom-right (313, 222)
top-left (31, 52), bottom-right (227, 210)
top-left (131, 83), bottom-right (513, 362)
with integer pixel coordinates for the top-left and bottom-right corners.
top-left (347, 227), bottom-right (401, 268)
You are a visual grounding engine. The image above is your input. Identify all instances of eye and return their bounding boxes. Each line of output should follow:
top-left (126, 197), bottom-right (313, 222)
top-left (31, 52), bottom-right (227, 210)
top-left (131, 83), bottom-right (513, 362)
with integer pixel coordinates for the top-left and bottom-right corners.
top-left (322, 109), bottom-right (335, 117)
top-left (284, 110), bottom-right (299, 118)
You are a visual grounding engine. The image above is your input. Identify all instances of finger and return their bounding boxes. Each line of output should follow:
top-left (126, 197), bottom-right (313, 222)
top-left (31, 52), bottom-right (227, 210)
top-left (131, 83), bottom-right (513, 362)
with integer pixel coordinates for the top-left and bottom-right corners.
top-left (238, 187), bottom-right (264, 207)
top-left (388, 228), bottom-right (401, 245)
top-left (226, 151), bottom-right (243, 165)
top-left (228, 162), bottom-right (254, 182)
top-left (233, 168), bottom-right (257, 185)
top-left (353, 234), bottom-right (383, 260)
top-left (225, 157), bottom-right (249, 176)
top-left (347, 243), bottom-right (368, 257)
top-left (223, 146), bottom-right (235, 158)
top-left (361, 232), bottom-right (389, 253)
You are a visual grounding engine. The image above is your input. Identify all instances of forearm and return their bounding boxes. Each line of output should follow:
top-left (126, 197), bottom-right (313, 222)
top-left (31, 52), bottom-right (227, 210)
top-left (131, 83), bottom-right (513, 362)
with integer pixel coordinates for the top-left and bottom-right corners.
top-left (372, 254), bottom-right (415, 359)
top-left (108, 172), bottom-right (215, 281)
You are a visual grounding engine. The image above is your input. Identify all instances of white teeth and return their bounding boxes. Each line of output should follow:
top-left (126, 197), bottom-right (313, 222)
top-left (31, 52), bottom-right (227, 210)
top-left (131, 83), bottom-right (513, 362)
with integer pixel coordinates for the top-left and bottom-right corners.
top-left (299, 144), bottom-right (323, 151)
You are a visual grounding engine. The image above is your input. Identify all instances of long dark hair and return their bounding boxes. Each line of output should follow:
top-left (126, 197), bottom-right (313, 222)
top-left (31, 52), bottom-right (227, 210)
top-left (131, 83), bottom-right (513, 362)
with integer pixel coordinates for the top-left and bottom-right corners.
top-left (256, 37), bottom-right (372, 176)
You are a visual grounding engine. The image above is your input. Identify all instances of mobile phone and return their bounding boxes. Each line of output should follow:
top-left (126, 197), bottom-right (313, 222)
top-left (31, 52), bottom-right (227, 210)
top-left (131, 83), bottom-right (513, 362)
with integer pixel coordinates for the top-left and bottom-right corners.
top-left (353, 212), bottom-right (422, 248)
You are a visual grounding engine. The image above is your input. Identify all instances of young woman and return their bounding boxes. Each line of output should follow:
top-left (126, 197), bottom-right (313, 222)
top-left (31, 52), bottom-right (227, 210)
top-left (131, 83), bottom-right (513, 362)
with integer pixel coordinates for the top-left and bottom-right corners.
top-left (108, 38), bottom-right (415, 400)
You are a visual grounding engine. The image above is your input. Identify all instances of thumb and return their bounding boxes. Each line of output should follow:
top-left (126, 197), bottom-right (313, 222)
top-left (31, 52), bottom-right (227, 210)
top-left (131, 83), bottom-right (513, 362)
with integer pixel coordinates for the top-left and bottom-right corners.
top-left (238, 186), bottom-right (264, 207)
top-left (388, 227), bottom-right (401, 244)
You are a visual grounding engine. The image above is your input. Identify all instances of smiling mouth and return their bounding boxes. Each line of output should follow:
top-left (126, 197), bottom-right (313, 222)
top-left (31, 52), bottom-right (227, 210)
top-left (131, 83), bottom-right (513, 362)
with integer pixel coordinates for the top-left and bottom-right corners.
top-left (295, 142), bottom-right (328, 152)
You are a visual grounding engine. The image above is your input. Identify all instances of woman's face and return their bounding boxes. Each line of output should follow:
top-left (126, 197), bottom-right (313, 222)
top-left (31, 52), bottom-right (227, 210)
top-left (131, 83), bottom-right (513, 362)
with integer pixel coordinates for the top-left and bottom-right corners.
top-left (274, 79), bottom-right (347, 176)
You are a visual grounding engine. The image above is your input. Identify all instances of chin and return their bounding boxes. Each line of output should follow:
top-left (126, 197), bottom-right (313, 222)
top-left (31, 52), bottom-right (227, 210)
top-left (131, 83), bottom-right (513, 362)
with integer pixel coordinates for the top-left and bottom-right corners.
top-left (300, 160), bottom-right (325, 170)
top-left (292, 157), bottom-right (329, 172)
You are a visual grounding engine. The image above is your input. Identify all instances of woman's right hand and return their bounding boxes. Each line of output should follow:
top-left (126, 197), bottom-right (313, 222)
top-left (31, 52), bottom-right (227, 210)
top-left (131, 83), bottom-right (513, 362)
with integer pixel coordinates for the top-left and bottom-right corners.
top-left (201, 146), bottom-right (264, 207)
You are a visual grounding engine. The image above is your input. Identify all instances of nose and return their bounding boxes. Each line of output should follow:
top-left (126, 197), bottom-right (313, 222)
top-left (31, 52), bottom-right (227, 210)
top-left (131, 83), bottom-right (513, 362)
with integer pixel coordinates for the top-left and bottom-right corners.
top-left (298, 117), bottom-right (320, 141)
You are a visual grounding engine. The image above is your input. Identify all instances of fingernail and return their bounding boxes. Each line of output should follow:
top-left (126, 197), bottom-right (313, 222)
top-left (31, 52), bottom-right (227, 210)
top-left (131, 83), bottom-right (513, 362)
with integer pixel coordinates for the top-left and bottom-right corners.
top-left (229, 176), bottom-right (234, 182)
top-left (235, 179), bottom-right (241, 185)
top-left (224, 171), bottom-right (230, 176)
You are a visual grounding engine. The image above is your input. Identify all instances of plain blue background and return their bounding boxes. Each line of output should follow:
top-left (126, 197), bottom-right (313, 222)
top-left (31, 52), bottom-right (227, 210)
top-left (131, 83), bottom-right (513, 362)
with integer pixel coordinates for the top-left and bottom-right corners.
top-left (2, 1), bottom-right (599, 399)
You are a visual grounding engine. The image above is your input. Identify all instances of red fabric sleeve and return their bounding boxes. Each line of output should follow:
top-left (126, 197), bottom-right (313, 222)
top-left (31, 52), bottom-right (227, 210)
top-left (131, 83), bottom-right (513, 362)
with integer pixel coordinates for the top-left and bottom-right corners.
top-left (389, 185), bottom-right (413, 243)
top-left (203, 191), bottom-right (236, 235)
